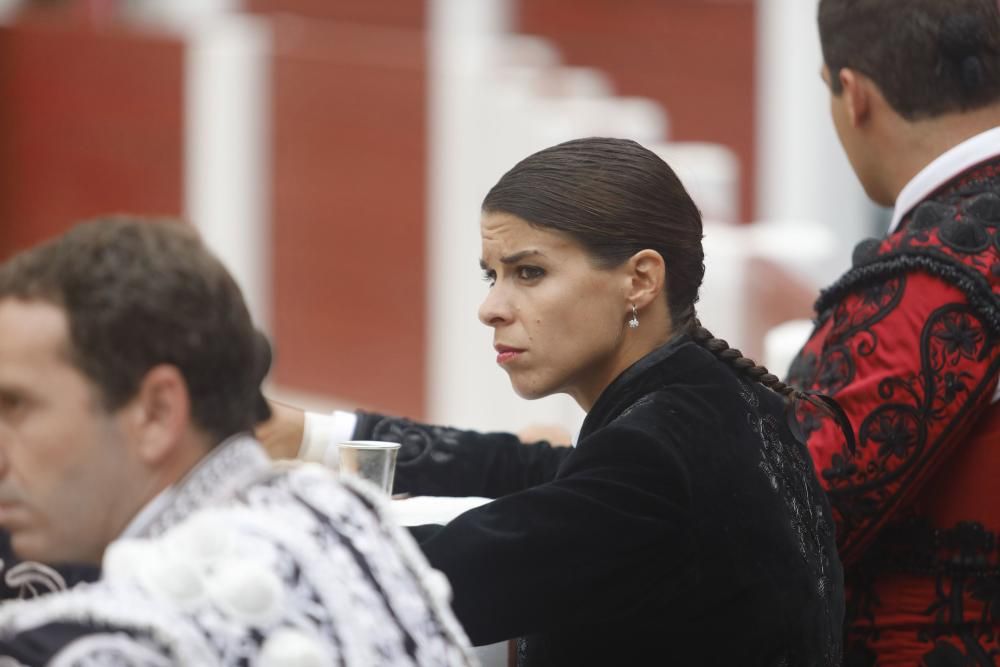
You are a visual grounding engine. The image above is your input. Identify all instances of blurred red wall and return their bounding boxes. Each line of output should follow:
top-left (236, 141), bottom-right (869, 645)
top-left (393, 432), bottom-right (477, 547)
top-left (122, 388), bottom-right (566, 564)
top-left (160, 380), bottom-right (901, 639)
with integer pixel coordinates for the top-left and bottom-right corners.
top-left (0, 20), bottom-right (184, 259)
top-left (261, 14), bottom-right (428, 418)
top-left (519, 0), bottom-right (756, 223)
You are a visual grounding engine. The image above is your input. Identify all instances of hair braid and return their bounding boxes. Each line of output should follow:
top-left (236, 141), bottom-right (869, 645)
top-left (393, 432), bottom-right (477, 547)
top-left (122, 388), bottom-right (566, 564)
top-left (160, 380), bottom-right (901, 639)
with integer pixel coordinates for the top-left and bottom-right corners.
top-left (690, 320), bottom-right (857, 452)
top-left (690, 320), bottom-right (797, 399)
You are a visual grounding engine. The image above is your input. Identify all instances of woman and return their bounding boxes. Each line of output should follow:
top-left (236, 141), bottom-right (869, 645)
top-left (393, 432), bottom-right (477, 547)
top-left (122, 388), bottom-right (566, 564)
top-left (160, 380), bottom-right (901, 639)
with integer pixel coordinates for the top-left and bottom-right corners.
top-left (262, 137), bottom-right (845, 666)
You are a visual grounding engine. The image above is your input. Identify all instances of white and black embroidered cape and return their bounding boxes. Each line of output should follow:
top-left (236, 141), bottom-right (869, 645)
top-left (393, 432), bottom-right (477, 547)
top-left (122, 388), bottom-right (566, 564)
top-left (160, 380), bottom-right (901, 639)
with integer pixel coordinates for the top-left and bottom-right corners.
top-left (0, 436), bottom-right (476, 666)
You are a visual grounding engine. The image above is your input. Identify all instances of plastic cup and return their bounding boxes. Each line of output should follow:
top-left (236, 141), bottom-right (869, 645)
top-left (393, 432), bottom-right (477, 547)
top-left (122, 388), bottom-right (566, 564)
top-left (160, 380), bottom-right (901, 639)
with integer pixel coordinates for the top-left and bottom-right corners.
top-left (337, 440), bottom-right (400, 494)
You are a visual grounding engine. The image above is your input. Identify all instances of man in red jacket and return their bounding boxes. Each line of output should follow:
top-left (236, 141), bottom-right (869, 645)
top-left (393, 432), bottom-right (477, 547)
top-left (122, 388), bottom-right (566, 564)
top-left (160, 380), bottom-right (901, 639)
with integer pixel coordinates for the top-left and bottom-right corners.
top-left (788, 0), bottom-right (1000, 663)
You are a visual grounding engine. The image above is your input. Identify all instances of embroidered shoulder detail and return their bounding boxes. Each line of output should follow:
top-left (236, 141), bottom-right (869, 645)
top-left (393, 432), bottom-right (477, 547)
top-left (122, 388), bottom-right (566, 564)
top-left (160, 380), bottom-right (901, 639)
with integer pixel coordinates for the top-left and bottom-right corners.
top-left (137, 436), bottom-right (269, 538)
top-left (815, 193), bottom-right (1000, 336)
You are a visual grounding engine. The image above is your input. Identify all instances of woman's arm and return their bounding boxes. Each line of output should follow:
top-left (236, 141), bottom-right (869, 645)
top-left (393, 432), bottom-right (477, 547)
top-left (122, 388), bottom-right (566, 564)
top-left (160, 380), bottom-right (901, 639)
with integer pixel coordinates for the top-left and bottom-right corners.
top-left (410, 424), bottom-right (693, 645)
top-left (257, 402), bottom-right (574, 498)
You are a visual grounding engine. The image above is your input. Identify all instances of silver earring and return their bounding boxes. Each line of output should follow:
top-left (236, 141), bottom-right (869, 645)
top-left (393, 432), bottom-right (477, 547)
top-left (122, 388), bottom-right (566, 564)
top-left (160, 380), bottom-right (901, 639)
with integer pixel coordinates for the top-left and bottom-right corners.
top-left (628, 304), bottom-right (639, 329)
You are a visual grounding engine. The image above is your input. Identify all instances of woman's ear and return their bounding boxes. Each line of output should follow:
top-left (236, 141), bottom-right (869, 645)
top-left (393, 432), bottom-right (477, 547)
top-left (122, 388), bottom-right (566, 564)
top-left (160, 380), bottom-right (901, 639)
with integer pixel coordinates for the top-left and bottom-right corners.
top-left (625, 249), bottom-right (666, 309)
top-left (121, 364), bottom-right (191, 465)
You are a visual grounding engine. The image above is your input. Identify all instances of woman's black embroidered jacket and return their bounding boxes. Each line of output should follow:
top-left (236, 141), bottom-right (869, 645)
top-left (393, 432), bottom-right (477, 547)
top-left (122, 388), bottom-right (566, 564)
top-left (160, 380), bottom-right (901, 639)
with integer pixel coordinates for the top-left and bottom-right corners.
top-left (355, 337), bottom-right (845, 667)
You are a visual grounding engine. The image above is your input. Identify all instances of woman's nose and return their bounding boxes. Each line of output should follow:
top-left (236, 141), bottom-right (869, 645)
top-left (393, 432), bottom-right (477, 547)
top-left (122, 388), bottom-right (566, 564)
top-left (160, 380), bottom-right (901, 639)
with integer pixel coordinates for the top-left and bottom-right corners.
top-left (478, 285), bottom-right (511, 327)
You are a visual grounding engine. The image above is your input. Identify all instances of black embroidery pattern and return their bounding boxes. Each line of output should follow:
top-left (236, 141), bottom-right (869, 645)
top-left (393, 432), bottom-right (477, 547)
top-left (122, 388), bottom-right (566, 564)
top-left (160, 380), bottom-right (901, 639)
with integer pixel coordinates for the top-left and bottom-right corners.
top-left (358, 413), bottom-right (464, 468)
top-left (788, 278), bottom-right (905, 402)
top-left (791, 187), bottom-right (1000, 550)
top-left (816, 193), bottom-right (1000, 338)
top-left (740, 381), bottom-right (842, 667)
top-left (845, 520), bottom-right (1000, 666)
top-left (827, 276), bottom-right (907, 353)
top-left (920, 520), bottom-right (1000, 665)
top-left (794, 166), bottom-right (1000, 664)
top-left (822, 304), bottom-right (995, 553)
top-left (787, 276), bottom-right (906, 495)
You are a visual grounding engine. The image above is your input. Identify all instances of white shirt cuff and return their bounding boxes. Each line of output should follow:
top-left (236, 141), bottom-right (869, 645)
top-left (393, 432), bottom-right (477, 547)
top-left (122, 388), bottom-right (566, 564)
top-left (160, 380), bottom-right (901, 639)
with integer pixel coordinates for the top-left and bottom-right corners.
top-left (298, 410), bottom-right (358, 468)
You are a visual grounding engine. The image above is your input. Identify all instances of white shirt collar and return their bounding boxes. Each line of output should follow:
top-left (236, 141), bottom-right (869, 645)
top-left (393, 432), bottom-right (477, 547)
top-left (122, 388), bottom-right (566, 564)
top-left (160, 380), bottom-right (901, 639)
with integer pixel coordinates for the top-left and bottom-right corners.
top-left (889, 126), bottom-right (1000, 234)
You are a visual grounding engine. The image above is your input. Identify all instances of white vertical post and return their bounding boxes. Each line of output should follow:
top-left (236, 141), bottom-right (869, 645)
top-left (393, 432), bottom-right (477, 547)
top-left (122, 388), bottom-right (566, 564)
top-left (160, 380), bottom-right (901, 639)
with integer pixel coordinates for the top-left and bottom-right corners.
top-left (427, 0), bottom-right (513, 427)
top-left (755, 0), bottom-right (878, 285)
top-left (0, 0), bottom-right (22, 22)
top-left (427, 0), bottom-right (588, 437)
top-left (184, 15), bottom-right (272, 330)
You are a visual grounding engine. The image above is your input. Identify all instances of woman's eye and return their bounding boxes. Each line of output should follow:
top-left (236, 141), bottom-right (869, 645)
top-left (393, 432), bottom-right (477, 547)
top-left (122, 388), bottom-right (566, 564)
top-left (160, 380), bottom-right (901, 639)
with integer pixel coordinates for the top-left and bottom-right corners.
top-left (481, 270), bottom-right (496, 286)
top-left (516, 266), bottom-right (545, 281)
top-left (0, 392), bottom-right (24, 417)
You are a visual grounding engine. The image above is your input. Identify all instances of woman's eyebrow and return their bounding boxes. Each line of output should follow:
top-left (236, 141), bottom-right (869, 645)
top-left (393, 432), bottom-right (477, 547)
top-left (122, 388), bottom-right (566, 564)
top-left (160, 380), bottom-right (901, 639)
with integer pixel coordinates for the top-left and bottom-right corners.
top-left (480, 249), bottom-right (545, 270)
top-left (500, 249), bottom-right (544, 264)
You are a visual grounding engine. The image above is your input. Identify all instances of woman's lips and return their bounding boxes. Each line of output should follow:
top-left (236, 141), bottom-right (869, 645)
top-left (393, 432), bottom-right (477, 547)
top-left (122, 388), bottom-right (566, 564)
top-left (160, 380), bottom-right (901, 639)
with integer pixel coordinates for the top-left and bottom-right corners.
top-left (494, 345), bottom-right (525, 365)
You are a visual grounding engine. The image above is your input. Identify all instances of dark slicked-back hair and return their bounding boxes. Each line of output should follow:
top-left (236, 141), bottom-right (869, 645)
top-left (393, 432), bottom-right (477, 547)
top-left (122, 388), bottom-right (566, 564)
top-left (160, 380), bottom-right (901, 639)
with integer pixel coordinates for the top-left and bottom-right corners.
top-left (819, 0), bottom-right (1000, 120)
top-left (0, 217), bottom-right (271, 443)
top-left (482, 137), bottom-right (705, 331)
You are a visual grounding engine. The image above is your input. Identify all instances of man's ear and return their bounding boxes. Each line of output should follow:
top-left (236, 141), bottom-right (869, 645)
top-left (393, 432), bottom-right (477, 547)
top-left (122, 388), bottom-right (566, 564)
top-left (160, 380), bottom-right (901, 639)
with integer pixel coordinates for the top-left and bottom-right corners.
top-left (624, 249), bottom-right (666, 309)
top-left (123, 364), bottom-right (191, 465)
top-left (839, 68), bottom-right (872, 128)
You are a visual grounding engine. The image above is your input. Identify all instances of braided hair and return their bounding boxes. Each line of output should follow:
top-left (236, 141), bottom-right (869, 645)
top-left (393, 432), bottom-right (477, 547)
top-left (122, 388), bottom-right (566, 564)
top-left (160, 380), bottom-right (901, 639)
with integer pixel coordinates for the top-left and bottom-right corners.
top-left (690, 320), bottom-right (856, 451)
top-left (690, 320), bottom-right (798, 399)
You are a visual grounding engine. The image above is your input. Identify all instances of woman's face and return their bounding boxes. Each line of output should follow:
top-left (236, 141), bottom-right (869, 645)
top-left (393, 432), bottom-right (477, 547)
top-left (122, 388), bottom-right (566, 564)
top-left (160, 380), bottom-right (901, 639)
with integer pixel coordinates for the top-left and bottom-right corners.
top-left (478, 212), bottom-right (634, 409)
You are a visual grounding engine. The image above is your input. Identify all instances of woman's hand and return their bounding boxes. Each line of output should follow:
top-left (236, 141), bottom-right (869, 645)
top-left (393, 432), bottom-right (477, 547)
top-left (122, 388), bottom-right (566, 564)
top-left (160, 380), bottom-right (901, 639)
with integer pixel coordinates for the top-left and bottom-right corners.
top-left (256, 399), bottom-right (307, 460)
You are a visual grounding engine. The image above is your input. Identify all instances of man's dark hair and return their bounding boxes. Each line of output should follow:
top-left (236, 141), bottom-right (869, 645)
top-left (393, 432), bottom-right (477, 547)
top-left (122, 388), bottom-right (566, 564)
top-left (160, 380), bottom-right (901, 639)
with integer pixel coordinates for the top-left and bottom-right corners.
top-left (819, 0), bottom-right (1000, 120)
top-left (0, 217), bottom-right (270, 442)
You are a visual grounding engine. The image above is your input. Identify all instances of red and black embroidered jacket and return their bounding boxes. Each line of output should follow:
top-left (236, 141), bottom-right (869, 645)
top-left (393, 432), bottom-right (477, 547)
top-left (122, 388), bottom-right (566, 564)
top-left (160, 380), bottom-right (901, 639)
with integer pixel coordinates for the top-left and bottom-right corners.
top-left (788, 157), bottom-right (1000, 665)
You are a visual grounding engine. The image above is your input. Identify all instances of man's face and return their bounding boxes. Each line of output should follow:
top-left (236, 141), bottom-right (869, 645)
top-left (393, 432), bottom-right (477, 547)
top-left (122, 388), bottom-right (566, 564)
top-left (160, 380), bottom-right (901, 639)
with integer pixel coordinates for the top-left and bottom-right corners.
top-left (0, 298), bottom-right (139, 564)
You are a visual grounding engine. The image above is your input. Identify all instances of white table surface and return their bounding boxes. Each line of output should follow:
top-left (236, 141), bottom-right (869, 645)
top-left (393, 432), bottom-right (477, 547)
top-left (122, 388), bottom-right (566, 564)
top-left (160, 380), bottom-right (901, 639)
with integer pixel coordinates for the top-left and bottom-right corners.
top-left (391, 496), bottom-right (493, 527)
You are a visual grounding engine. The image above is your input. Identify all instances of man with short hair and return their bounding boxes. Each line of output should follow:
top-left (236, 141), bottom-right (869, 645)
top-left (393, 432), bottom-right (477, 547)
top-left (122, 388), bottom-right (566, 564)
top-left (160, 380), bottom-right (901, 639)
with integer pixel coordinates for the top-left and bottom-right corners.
top-left (787, 0), bottom-right (1000, 662)
top-left (0, 218), bottom-right (474, 665)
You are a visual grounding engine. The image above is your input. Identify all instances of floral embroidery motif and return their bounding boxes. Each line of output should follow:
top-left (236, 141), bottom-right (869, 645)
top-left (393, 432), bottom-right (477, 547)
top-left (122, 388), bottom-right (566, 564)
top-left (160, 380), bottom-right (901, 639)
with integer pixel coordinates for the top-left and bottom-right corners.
top-left (363, 414), bottom-right (463, 467)
top-left (739, 381), bottom-right (841, 666)
top-left (791, 160), bottom-right (1000, 663)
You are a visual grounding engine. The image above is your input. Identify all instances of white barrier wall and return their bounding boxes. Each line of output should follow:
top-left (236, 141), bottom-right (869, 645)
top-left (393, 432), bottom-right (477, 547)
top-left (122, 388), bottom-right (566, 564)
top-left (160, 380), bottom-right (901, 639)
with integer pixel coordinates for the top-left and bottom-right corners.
top-left (184, 15), bottom-right (272, 332)
top-left (755, 0), bottom-right (882, 287)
